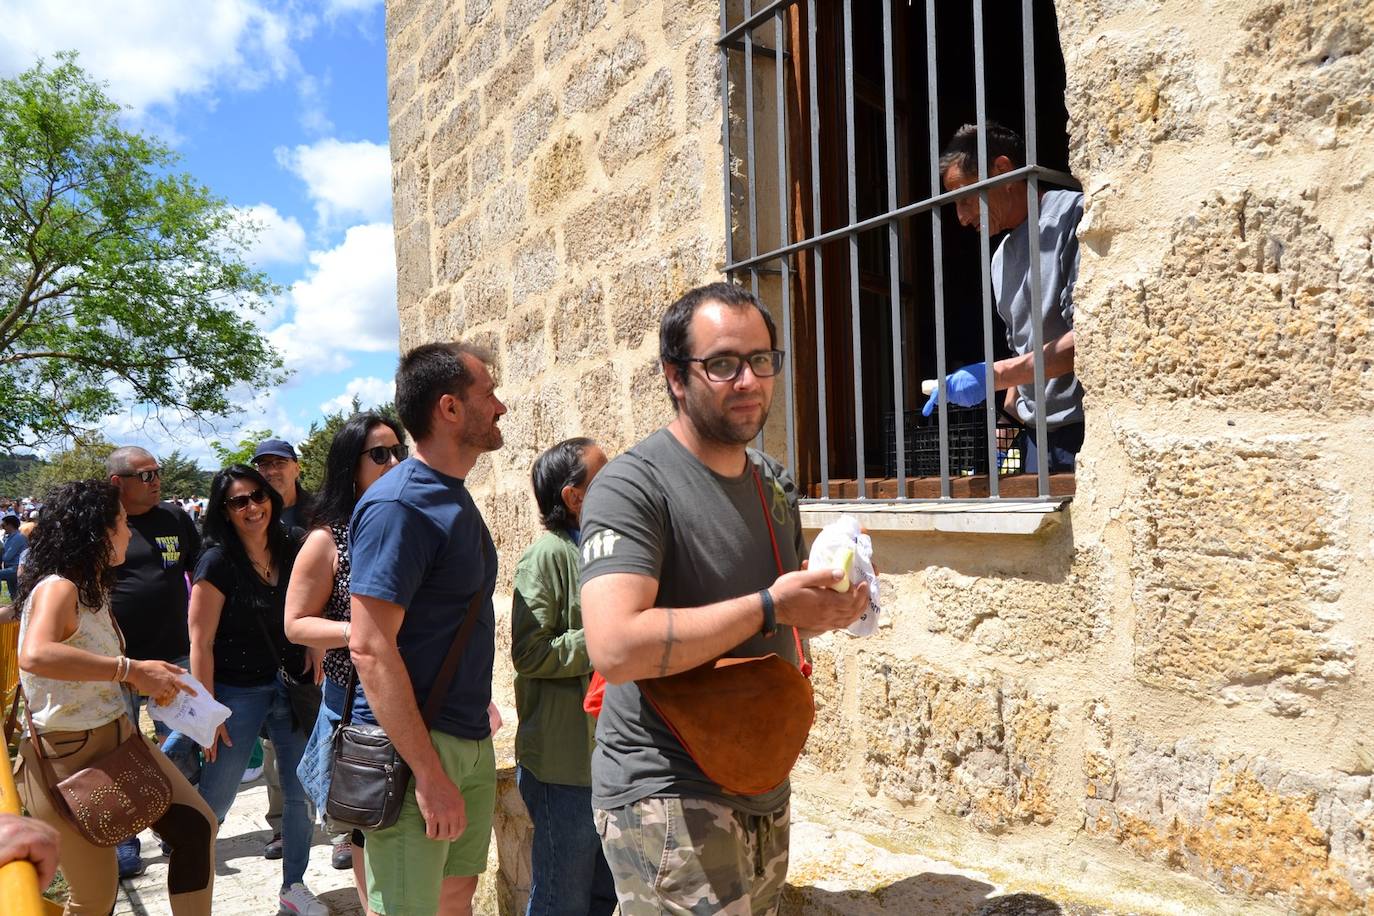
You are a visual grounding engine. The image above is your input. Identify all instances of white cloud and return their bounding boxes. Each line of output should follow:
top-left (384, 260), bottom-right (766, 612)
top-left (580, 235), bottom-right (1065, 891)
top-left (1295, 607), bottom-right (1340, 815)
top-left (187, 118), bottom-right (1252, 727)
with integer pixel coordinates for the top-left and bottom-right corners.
top-left (321, 376), bottom-right (394, 415)
top-left (268, 222), bottom-right (398, 374)
top-left (324, 0), bottom-right (383, 19)
top-left (238, 203), bottom-right (308, 266)
top-left (276, 139), bottom-right (392, 226)
top-left (296, 72), bottom-right (333, 134)
top-left (0, 0), bottom-right (296, 117)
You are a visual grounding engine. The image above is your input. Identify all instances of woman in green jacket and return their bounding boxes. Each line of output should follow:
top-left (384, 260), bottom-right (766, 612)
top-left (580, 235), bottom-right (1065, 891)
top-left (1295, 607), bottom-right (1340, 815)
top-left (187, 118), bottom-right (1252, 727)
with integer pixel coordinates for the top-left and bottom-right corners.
top-left (512, 437), bottom-right (613, 916)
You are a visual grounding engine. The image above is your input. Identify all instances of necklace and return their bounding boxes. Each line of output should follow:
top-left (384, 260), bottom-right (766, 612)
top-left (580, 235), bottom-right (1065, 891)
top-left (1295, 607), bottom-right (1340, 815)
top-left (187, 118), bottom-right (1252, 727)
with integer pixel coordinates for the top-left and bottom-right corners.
top-left (248, 552), bottom-right (274, 583)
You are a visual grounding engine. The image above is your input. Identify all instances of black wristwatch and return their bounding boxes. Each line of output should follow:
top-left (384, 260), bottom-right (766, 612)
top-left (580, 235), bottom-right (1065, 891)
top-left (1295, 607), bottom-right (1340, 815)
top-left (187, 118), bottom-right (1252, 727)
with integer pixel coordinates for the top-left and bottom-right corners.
top-left (758, 588), bottom-right (777, 637)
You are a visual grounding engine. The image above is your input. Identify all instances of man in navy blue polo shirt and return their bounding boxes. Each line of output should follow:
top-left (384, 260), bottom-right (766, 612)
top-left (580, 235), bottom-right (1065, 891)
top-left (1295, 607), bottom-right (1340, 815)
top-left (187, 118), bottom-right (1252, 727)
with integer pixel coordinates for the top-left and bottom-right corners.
top-left (348, 341), bottom-right (505, 916)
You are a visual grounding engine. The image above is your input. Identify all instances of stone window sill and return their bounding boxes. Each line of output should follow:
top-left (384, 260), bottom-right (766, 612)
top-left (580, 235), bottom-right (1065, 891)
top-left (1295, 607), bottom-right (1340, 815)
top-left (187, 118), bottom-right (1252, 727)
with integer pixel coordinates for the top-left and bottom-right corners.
top-left (799, 498), bottom-right (1070, 536)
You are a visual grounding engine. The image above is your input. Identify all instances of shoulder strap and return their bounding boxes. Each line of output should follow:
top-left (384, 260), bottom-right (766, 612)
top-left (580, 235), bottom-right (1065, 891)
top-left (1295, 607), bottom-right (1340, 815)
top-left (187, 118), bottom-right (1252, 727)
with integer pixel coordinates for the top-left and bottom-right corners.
top-left (341, 525), bottom-right (493, 730)
top-left (750, 461), bottom-right (811, 679)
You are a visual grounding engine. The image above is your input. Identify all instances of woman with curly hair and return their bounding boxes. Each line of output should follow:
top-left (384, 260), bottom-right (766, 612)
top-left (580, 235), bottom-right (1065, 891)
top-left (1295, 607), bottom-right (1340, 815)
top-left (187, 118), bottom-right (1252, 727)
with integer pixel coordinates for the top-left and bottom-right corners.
top-left (189, 464), bottom-right (323, 916)
top-left (15, 478), bottom-right (217, 915)
top-left (285, 410), bottom-right (406, 913)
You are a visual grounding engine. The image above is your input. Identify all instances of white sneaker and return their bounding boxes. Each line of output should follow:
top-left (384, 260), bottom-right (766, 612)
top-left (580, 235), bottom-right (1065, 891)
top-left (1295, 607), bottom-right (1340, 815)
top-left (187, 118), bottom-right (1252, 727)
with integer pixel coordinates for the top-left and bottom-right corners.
top-left (279, 882), bottom-right (328, 916)
top-left (240, 763), bottom-right (264, 783)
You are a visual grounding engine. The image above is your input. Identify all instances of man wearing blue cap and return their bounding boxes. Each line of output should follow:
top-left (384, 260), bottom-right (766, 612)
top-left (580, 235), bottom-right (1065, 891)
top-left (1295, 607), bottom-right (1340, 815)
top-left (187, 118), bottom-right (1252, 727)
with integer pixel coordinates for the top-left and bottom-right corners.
top-left (252, 438), bottom-right (312, 529)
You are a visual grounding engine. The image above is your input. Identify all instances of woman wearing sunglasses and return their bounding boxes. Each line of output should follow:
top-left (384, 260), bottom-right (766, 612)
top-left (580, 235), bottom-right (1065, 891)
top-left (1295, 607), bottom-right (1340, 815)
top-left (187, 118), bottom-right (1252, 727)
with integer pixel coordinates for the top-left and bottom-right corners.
top-left (285, 411), bottom-right (405, 915)
top-left (189, 464), bottom-right (325, 916)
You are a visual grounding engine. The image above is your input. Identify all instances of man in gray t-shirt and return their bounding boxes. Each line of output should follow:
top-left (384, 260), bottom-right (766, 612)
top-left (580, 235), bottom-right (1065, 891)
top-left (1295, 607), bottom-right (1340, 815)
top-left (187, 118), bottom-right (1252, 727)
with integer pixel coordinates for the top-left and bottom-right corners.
top-left (581, 281), bottom-right (868, 915)
top-left (925, 121), bottom-right (1086, 472)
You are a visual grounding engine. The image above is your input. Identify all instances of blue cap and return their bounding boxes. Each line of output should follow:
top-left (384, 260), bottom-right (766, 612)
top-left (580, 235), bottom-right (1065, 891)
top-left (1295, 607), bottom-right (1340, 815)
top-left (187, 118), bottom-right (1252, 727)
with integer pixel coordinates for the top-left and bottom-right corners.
top-left (251, 438), bottom-right (298, 463)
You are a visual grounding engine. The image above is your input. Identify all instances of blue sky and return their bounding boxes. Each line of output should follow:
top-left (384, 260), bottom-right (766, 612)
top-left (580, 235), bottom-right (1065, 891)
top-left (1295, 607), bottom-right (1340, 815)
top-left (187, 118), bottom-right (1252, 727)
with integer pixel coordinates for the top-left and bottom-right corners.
top-left (1, 0), bottom-right (400, 464)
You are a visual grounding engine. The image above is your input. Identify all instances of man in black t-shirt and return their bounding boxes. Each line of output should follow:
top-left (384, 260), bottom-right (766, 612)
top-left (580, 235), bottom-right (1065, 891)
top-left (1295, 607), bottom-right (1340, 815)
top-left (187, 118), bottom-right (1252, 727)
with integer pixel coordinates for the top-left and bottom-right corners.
top-left (106, 445), bottom-right (202, 878)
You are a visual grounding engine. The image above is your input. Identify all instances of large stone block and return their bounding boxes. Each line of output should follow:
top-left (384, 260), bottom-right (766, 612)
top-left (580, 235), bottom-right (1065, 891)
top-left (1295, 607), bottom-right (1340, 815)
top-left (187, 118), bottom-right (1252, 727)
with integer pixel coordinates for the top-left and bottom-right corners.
top-left (391, 155), bottom-right (429, 230)
top-left (608, 236), bottom-right (718, 346)
top-left (472, 130), bottom-right (506, 199)
top-left (453, 23), bottom-right (500, 91)
top-left (431, 154), bottom-right (470, 228)
top-left (545, 0), bottom-right (606, 66)
top-left (437, 214), bottom-right (482, 284)
top-left (1121, 431), bottom-right (1353, 715)
top-left (858, 654), bottom-right (1058, 833)
top-left (1065, 29), bottom-right (1202, 175)
top-left (563, 35), bottom-right (647, 114)
top-left (1225, 0), bottom-right (1374, 152)
top-left (482, 179), bottom-right (527, 248)
top-left (800, 639), bottom-right (850, 774)
top-left (394, 218), bottom-right (432, 311)
top-left (550, 279), bottom-right (610, 364)
top-left (512, 230), bottom-right (557, 305)
top-left (486, 38), bottom-right (536, 114)
top-left (511, 90), bottom-right (557, 166)
top-left (504, 306), bottom-right (548, 382)
top-left (1077, 193), bottom-right (1374, 414)
top-left (462, 266), bottom-right (511, 329)
top-left (924, 546), bottom-right (1108, 663)
top-left (1087, 727), bottom-right (1374, 914)
top-left (662, 0), bottom-right (717, 47)
top-left (686, 35), bottom-right (720, 123)
top-left (430, 92), bottom-right (481, 172)
top-left (656, 141), bottom-right (704, 227)
top-left (500, 381), bottom-right (568, 481)
top-left (463, 0), bottom-right (492, 27)
top-left (575, 363), bottom-right (626, 451)
top-left (563, 184), bottom-right (651, 265)
top-left (419, 12), bottom-right (460, 82)
top-left (530, 134), bottom-right (586, 216)
top-left (504, 0), bottom-right (554, 44)
top-left (600, 68), bottom-right (675, 174)
top-left (630, 355), bottom-right (673, 439)
top-left (390, 99), bottom-right (426, 161)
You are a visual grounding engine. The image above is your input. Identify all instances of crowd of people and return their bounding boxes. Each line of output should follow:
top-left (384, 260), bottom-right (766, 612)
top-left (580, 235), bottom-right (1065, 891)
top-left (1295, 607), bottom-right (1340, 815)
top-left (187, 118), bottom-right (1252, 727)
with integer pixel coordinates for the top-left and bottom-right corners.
top-left (1, 120), bottom-right (1082, 916)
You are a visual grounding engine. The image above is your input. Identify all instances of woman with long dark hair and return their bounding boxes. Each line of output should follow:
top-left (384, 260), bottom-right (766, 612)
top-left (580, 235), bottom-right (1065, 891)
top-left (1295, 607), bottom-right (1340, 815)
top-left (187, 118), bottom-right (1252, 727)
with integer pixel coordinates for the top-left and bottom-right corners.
top-left (189, 464), bottom-right (324, 916)
top-left (15, 479), bottom-right (217, 914)
top-left (285, 411), bottom-right (405, 914)
top-left (511, 437), bottom-right (616, 916)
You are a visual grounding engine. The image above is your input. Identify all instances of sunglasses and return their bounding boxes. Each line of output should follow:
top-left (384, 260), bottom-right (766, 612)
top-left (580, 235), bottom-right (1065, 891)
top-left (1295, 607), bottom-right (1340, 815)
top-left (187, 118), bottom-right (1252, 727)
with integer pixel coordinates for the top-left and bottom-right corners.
top-left (116, 468), bottom-right (161, 484)
top-left (361, 444), bottom-right (409, 466)
top-left (224, 488), bottom-right (270, 512)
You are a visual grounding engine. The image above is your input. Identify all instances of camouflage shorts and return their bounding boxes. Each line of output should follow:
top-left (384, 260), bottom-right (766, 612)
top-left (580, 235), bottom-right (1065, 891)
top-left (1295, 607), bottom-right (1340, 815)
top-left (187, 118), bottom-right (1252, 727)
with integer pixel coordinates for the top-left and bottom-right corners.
top-left (593, 796), bottom-right (790, 915)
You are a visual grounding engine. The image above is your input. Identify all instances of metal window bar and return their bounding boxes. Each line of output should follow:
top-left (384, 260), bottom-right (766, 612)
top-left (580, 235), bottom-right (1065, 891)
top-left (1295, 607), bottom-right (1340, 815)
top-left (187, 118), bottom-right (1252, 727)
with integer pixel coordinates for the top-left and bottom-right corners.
top-left (776, 9), bottom-right (798, 474)
top-left (718, 0), bottom-right (1078, 502)
top-left (882, 0), bottom-right (906, 492)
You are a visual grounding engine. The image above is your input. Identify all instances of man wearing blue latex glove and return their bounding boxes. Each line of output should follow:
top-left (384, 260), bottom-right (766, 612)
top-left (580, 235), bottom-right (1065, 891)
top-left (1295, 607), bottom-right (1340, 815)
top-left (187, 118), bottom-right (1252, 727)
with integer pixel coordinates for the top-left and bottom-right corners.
top-left (921, 362), bottom-right (988, 416)
top-left (937, 122), bottom-right (1085, 472)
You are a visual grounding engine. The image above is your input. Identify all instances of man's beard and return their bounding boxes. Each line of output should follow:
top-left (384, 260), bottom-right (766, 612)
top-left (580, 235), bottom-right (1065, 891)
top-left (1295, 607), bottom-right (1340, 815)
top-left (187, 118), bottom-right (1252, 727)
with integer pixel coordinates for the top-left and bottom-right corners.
top-left (682, 382), bottom-right (770, 446)
top-left (460, 419), bottom-right (503, 452)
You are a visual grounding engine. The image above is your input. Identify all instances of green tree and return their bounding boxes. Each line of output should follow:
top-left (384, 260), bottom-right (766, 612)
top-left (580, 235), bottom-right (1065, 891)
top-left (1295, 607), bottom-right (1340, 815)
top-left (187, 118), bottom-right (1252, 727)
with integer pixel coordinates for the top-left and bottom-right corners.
top-left (26, 433), bottom-right (115, 495)
top-left (158, 449), bottom-right (210, 497)
top-left (209, 428), bottom-right (272, 469)
top-left (0, 53), bottom-right (285, 450)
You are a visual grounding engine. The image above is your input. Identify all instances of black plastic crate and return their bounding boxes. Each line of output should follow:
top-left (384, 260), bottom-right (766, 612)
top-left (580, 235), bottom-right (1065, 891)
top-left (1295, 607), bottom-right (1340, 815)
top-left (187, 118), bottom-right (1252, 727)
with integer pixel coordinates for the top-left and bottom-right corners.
top-left (883, 407), bottom-right (1023, 478)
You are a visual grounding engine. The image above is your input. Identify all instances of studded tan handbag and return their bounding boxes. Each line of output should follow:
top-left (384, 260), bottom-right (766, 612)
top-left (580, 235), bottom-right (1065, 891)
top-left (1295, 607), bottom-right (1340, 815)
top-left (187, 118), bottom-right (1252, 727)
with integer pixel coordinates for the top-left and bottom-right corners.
top-left (22, 700), bottom-right (173, 846)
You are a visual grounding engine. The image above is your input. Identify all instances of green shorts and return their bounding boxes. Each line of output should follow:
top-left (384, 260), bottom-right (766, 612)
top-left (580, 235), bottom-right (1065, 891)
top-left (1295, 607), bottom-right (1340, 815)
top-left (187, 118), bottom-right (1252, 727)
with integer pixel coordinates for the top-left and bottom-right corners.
top-left (363, 731), bottom-right (496, 915)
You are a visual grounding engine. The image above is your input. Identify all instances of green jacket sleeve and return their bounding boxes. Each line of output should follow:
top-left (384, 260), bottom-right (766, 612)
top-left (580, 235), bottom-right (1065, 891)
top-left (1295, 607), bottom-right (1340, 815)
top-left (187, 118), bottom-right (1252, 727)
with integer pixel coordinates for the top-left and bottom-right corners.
top-left (510, 536), bottom-right (593, 680)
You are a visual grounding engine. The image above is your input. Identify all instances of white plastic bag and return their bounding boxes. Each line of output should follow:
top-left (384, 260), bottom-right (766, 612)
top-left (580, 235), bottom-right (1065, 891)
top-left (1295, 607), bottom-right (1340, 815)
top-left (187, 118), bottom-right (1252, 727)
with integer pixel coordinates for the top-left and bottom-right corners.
top-left (807, 515), bottom-right (882, 636)
top-left (147, 673), bottom-right (232, 749)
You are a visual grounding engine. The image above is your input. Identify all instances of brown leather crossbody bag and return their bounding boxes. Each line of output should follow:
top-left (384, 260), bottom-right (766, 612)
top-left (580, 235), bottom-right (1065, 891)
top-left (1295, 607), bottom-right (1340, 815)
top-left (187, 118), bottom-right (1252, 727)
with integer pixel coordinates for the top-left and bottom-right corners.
top-left (636, 461), bottom-right (815, 797)
top-left (7, 605), bottom-right (172, 847)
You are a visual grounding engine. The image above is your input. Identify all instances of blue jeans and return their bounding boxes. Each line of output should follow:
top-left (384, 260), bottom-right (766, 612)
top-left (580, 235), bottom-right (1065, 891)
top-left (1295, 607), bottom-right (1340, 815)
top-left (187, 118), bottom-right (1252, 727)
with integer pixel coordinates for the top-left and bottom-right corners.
top-left (516, 765), bottom-right (617, 916)
top-left (197, 675), bottom-right (312, 889)
top-left (123, 654), bottom-right (200, 784)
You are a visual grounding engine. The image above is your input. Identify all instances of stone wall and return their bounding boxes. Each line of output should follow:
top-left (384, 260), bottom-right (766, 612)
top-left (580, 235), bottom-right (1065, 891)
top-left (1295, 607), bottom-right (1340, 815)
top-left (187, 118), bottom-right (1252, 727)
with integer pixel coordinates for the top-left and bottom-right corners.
top-left (387, 0), bottom-right (1374, 913)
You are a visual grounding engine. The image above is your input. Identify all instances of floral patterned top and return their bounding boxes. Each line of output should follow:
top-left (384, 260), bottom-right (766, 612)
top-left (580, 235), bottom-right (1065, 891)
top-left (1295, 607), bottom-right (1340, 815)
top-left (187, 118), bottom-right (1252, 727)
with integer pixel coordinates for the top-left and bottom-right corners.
top-left (19, 575), bottom-right (127, 732)
top-left (322, 524), bottom-right (354, 688)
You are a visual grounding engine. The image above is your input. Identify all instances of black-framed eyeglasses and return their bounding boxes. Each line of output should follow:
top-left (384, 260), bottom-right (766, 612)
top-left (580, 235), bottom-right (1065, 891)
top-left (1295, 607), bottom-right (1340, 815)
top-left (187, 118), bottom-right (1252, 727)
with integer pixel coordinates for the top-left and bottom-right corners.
top-left (224, 488), bottom-right (270, 512)
top-left (680, 350), bottom-right (785, 383)
top-left (116, 468), bottom-right (161, 484)
top-left (361, 444), bottom-right (409, 466)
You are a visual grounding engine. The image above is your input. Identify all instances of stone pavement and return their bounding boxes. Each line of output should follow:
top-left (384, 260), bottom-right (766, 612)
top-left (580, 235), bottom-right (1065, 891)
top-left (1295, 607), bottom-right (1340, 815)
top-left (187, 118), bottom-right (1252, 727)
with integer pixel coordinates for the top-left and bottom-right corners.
top-left (114, 780), bottom-right (366, 916)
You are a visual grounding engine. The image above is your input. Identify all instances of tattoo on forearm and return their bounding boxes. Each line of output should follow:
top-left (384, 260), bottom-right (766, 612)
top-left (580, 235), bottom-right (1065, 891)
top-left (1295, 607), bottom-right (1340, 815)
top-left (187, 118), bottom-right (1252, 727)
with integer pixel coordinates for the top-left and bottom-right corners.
top-left (658, 608), bottom-right (675, 677)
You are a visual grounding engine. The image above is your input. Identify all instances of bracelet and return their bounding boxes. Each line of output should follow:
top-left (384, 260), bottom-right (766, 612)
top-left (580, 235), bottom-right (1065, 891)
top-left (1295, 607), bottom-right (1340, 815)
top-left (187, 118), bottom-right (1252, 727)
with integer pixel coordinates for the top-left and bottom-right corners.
top-left (342, 621), bottom-right (351, 644)
top-left (114, 655), bottom-right (128, 682)
top-left (759, 588), bottom-right (777, 638)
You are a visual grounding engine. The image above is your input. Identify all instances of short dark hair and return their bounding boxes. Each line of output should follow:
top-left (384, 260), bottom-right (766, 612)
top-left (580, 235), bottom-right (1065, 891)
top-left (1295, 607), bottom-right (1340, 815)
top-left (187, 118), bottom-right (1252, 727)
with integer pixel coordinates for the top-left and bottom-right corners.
top-left (939, 121), bottom-right (1026, 178)
top-left (309, 411), bottom-right (407, 530)
top-left (531, 437), bottom-right (596, 533)
top-left (658, 282), bottom-right (778, 408)
top-left (395, 341), bottom-right (495, 441)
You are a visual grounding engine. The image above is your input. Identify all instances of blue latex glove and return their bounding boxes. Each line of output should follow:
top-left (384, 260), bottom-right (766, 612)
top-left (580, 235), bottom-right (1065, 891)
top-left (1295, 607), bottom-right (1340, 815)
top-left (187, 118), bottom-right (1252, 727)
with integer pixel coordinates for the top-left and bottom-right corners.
top-left (921, 362), bottom-right (989, 416)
